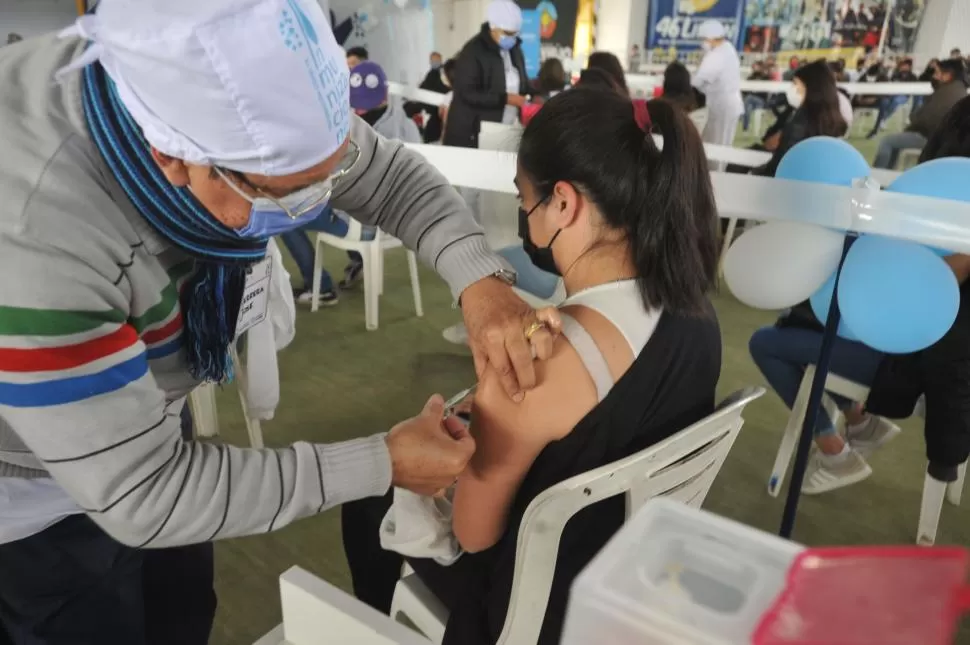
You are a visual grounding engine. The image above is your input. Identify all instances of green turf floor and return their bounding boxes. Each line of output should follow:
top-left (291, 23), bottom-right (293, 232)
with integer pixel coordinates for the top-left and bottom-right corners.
top-left (208, 128), bottom-right (970, 644)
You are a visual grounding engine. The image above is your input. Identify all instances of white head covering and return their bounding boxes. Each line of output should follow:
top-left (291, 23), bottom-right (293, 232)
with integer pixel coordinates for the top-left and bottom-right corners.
top-left (487, 0), bottom-right (523, 33)
top-left (56, 0), bottom-right (350, 176)
top-left (697, 20), bottom-right (727, 41)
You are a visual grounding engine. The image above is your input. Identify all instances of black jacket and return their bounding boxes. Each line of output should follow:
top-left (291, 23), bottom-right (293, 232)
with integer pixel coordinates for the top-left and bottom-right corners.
top-left (443, 23), bottom-right (529, 148)
top-left (754, 108), bottom-right (812, 177)
top-left (404, 68), bottom-right (451, 143)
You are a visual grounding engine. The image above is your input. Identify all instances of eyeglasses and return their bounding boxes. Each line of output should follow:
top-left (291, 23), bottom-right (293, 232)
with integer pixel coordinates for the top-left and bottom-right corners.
top-left (216, 140), bottom-right (361, 220)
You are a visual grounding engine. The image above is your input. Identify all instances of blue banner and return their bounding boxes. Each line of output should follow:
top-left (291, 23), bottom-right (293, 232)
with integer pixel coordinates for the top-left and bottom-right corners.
top-left (520, 9), bottom-right (542, 78)
top-left (646, 0), bottom-right (746, 51)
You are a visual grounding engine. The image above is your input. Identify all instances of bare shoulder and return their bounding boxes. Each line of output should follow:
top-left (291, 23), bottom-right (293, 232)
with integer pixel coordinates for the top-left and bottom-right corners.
top-left (473, 331), bottom-right (600, 451)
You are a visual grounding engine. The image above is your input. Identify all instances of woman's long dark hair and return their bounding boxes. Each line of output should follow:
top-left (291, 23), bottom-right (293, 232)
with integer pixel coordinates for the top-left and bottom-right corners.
top-left (661, 61), bottom-right (697, 112)
top-left (586, 51), bottom-right (629, 96)
top-left (537, 58), bottom-right (566, 95)
top-left (517, 89), bottom-right (718, 314)
top-left (792, 60), bottom-right (847, 138)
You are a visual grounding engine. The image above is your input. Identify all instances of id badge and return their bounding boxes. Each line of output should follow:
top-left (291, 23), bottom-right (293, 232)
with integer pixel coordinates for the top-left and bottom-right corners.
top-left (235, 258), bottom-right (272, 337)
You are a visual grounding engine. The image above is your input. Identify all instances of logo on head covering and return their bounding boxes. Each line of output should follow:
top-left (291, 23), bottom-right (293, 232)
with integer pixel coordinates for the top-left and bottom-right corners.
top-left (278, 0), bottom-right (349, 147)
top-left (286, 0), bottom-right (319, 45)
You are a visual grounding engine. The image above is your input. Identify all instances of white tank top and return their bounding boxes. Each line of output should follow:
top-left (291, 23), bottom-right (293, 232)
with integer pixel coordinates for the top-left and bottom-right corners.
top-left (559, 280), bottom-right (662, 402)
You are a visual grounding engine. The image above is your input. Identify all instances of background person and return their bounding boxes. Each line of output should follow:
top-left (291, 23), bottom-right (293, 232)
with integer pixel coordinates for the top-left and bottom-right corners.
top-left (405, 52), bottom-right (452, 143)
top-left (866, 56), bottom-right (918, 138)
top-left (443, 0), bottom-right (529, 148)
top-left (742, 60), bottom-right (771, 131)
top-left (874, 57), bottom-right (968, 169)
top-left (280, 61), bottom-right (421, 305)
top-left (649, 61), bottom-right (697, 115)
top-left (865, 96), bottom-right (970, 499)
top-left (692, 20), bottom-right (744, 171)
top-left (346, 45), bottom-right (368, 69)
top-left (752, 60), bottom-right (848, 177)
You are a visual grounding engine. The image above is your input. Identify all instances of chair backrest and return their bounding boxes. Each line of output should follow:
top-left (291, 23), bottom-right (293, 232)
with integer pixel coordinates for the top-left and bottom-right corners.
top-left (495, 386), bottom-right (766, 645)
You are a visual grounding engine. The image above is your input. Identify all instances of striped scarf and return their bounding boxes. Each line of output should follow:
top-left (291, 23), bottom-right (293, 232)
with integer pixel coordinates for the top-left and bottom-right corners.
top-left (81, 62), bottom-right (266, 382)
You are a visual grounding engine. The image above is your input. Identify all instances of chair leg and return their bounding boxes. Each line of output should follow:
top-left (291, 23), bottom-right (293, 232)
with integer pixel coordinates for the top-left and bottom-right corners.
top-left (230, 345), bottom-right (264, 449)
top-left (377, 246), bottom-right (386, 296)
top-left (188, 383), bottom-right (220, 438)
top-left (718, 218), bottom-right (738, 278)
top-left (947, 461), bottom-right (967, 506)
top-left (363, 245), bottom-right (381, 331)
top-left (768, 366), bottom-right (815, 497)
top-left (311, 236), bottom-right (324, 313)
top-left (918, 469), bottom-right (947, 546)
top-left (407, 251), bottom-right (424, 318)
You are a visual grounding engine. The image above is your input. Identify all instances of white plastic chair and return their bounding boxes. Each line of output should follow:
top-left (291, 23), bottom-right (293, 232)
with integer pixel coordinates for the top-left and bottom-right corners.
top-left (896, 147), bottom-right (923, 171)
top-left (389, 386), bottom-right (766, 645)
top-left (850, 107), bottom-right (878, 138)
top-left (311, 217), bottom-right (423, 331)
top-left (188, 342), bottom-right (264, 448)
top-left (767, 365), bottom-right (967, 546)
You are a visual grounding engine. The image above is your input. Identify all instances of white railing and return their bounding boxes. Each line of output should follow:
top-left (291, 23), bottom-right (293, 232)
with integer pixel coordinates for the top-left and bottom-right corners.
top-left (404, 141), bottom-right (970, 255)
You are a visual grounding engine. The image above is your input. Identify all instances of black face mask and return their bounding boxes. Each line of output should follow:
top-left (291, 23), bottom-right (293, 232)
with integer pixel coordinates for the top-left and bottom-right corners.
top-left (519, 197), bottom-right (563, 275)
top-left (931, 78), bottom-right (942, 90)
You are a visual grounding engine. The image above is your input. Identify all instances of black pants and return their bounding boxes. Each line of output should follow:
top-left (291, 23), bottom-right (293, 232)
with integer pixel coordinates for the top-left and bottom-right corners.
top-left (0, 406), bottom-right (215, 645)
top-left (0, 515), bottom-right (216, 645)
top-left (342, 494), bottom-right (474, 615)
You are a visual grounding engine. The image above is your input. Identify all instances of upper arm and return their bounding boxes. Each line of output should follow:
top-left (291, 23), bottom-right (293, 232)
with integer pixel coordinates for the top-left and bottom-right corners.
top-left (451, 339), bottom-right (598, 552)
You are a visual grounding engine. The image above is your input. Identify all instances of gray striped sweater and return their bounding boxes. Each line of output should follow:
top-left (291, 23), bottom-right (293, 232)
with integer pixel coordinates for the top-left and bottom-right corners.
top-left (0, 36), bottom-right (506, 547)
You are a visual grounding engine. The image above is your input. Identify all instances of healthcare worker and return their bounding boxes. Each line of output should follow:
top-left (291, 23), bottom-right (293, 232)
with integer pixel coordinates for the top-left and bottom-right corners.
top-left (0, 1), bottom-right (558, 644)
top-left (692, 19), bottom-right (744, 170)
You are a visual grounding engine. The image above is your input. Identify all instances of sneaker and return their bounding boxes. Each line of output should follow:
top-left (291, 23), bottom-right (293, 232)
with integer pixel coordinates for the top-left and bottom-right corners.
top-left (338, 262), bottom-right (364, 290)
top-left (846, 416), bottom-right (901, 460)
top-left (295, 289), bottom-right (338, 306)
top-left (802, 448), bottom-right (872, 495)
top-left (442, 323), bottom-right (469, 345)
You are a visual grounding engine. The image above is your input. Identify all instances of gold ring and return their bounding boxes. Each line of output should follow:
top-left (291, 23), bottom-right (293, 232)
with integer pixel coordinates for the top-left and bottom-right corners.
top-left (524, 321), bottom-right (545, 341)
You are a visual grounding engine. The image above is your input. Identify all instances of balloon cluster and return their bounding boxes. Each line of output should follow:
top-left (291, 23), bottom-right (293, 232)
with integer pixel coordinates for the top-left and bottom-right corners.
top-left (724, 137), bottom-right (968, 355)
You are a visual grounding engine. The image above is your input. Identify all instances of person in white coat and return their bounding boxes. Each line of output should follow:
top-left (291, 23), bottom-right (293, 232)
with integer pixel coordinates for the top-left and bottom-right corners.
top-left (692, 20), bottom-right (744, 170)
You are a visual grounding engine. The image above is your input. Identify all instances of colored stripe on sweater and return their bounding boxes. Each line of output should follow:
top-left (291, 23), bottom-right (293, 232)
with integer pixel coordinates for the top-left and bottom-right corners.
top-left (146, 336), bottom-right (184, 361)
top-left (0, 325), bottom-right (138, 373)
top-left (0, 352), bottom-right (149, 408)
top-left (0, 306), bottom-right (125, 337)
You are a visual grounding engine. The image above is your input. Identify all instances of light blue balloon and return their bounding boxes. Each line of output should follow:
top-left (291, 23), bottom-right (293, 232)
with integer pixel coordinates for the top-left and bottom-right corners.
top-left (809, 273), bottom-right (859, 341)
top-left (776, 137), bottom-right (871, 187)
top-left (887, 158), bottom-right (970, 257)
top-left (838, 236), bottom-right (959, 354)
top-left (887, 157), bottom-right (970, 202)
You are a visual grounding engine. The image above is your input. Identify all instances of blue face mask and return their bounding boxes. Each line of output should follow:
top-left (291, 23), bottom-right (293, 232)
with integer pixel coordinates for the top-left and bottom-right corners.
top-left (430, 61), bottom-right (442, 70)
top-left (498, 35), bottom-right (517, 50)
top-left (236, 198), bottom-right (331, 238)
top-left (218, 141), bottom-right (361, 239)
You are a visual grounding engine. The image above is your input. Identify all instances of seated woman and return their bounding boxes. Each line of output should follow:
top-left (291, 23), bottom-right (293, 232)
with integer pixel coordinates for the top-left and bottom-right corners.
top-left (649, 61), bottom-right (697, 114)
top-left (752, 59), bottom-right (848, 177)
top-left (342, 93), bottom-right (721, 645)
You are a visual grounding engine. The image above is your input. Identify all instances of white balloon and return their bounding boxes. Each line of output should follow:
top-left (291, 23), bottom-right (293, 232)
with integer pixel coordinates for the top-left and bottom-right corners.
top-left (723, 221), bottom-right (845, 310)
